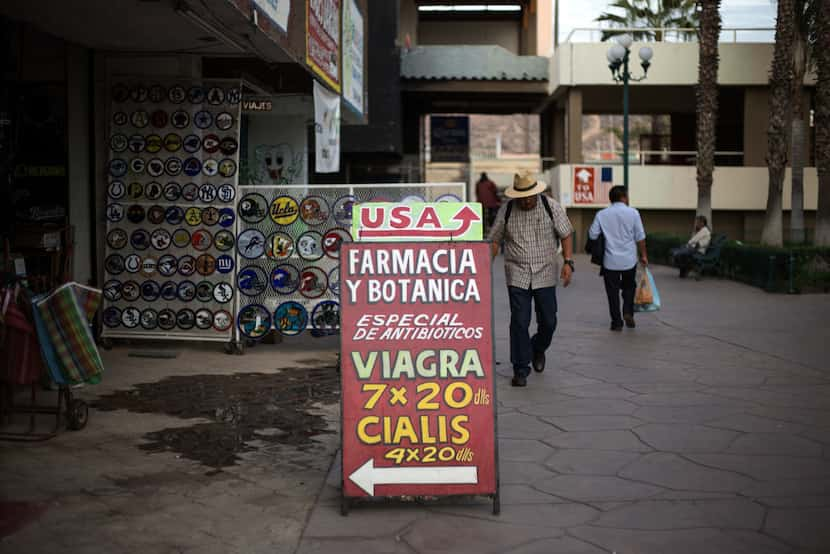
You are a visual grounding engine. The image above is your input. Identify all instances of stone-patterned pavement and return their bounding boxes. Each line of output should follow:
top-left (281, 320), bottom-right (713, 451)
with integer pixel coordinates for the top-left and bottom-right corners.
top-left (297, 256), bottom-right (830, 554)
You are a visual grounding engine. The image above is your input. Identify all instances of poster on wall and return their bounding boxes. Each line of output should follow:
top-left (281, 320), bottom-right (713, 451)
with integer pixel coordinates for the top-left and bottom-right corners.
top-left (102, 79), bottom-right (242, 342)
top-left (233, 184), bottom-right (466, 341)
top-left (306, 0), bottom-right (341, 92)
top-left (339, 241), bottom-right (498, 508)
top-left (430, 116), bottom-right (470, 163)
top-left (253, 0), bottom-right (290, 33)
top-left (342, 0), bottom-right (364, 116)
top-left (313, 80), bottom-right (340, 174)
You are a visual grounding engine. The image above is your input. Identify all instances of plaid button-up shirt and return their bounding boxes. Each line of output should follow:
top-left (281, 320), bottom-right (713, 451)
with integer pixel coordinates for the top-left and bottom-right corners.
top-left (487, 196), bottom-right (574, 289)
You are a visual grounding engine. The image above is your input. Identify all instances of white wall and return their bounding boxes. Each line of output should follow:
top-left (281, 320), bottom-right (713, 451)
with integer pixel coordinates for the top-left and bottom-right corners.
top-left (419, 21), bottom-right (521, 54)
top-left (245, 95), bottom-right (312, 186)
top-left (550, 42), bottom-right (816, 93)
top-left (556, 164), bottom-right (819, 211)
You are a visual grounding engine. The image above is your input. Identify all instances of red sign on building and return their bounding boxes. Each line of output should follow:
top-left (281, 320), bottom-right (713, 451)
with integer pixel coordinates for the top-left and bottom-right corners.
top-left (339, 242), bottom-right (498, 512)
top-left (306, 0), bottom-right (341, 92)
top-left (573, 166), bottom-right (596, 204)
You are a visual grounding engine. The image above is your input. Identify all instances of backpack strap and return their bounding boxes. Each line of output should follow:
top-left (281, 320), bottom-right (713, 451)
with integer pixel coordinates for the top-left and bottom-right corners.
top-left (504, 199), bottom-right (514, 225)
top-left (539, 194), bottom-right (554, 222)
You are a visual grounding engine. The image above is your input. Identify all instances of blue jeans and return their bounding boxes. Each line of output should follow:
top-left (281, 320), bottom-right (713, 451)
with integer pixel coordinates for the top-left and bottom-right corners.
top-left (508, 285), bottom-right (558, 378)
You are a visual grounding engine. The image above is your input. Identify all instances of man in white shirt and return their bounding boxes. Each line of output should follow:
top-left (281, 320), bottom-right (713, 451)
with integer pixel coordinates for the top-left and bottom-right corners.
top-left (671, 215), bottom-right (711, 277)
top-left (588, 186), bottom-right (648, 331)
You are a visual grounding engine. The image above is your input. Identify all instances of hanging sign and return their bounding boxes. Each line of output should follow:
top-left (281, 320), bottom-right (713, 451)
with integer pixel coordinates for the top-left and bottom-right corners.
top-left (340, 241), bottom-right (497, 505)
top-left (253, 0), bottom-right (290, 33)
top-left (352, 203), bottom-right (483, 242)
top-left (306, 0), bottom-right (341, 92)
top-left (313, 80), bottom-right (341, 173)
top-left (342, 0), bottom-right (364, 115)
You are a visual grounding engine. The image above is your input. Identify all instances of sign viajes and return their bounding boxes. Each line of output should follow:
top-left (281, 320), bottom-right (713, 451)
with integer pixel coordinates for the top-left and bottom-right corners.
top-left (339, 241), bottom-right (498, 514)
top-left (352, 203), bottom-right (483, 242)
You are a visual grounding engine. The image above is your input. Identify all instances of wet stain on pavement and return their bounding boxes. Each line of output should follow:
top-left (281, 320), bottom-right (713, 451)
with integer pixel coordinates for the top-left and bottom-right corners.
top-left (93, 369), bottom-right (339, 468)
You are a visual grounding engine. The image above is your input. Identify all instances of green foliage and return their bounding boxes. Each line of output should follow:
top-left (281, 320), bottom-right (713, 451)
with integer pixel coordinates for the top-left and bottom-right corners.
top-left (596, 0), bottom-right (700, 41)
top-left (646, 233), bottom-right (830, 293)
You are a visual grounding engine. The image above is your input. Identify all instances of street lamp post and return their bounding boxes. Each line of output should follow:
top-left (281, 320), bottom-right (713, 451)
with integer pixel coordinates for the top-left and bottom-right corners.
top-left (606, 34), bottom-right (653, 191)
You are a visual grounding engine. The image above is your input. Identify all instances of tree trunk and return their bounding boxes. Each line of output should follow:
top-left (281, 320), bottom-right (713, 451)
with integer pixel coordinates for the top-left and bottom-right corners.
top-left (761, 0), bottom-right (797, 247)
top-left (816, 0), bottom-right (830, 246)
top-left (790, 33), bottom-right (807, 244)
top-left (695, 0), bottom-right (721, 230)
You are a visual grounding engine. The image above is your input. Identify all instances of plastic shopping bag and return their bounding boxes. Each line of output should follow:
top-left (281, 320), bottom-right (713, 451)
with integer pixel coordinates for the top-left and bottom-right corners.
top-left (634, 266), bottom-right (661, 312)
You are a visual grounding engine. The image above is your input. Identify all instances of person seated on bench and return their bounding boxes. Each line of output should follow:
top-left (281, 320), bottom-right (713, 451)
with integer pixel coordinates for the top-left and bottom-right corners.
top-left (670, 215), bottom-right (711, 278)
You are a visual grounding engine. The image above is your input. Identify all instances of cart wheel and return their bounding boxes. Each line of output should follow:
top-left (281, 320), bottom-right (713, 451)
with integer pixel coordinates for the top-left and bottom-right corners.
top-left (224, 342), bottom-right (235, 355)
top-left (340, 496), bottom-right (350, 516)
top-left (67, 399), bottom-right (89, 431)
top-left (99, 338), bottom-right (113, 351)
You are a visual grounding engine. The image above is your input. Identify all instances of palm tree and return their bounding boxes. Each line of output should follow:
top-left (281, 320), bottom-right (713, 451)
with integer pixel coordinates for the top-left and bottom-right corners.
top-left (815, 0), bottom-right (830, 246)
top-left (695, 0), bottom-right (721, 229)
top-left (790, 0), bottom-right (817, 244)
top-left (761, 0), bottom-right (797, 247)
top-left (597, 0), bottom-right (700, 42)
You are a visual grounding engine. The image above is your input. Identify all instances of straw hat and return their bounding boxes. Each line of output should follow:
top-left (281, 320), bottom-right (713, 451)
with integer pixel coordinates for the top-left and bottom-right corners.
top-left (505, 173), bottom-right (548, 199)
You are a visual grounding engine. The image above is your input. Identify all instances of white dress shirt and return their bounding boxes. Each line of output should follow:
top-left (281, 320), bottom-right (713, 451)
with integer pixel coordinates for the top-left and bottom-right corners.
top-left (588, 202), bottom-right (646, 271)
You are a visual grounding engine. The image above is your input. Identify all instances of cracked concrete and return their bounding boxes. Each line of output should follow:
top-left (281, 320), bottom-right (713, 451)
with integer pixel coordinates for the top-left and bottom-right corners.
top-left (296, 257), bottom-right (830, 553)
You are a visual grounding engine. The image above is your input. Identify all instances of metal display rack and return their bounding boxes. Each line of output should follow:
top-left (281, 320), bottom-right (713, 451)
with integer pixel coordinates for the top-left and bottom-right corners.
top-left (234, 183), bottom-right (467, 341)
top-left (100, 78), bottom-right (242, 350)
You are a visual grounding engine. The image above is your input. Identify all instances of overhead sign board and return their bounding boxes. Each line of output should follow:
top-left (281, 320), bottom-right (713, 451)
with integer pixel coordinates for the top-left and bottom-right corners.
top-left (340, 241), bottom-right (497, 509)
top-left (352, 203), bottom-right (483, 242)
top-left (342, 0), bottom-right (364, 115)
top-left (253, 0), bottom-right (290, 32)
top-left (306, 0), bottom-right (341, 92)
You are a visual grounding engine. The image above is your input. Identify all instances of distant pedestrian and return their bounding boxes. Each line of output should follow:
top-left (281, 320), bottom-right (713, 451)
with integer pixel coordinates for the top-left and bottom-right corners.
top-left (670, 215), bottom-right (711, 278)
top-left (488, 173), bottom-right (574, 387)
top-left (588, 186), bottom-right (648, 331)
top-left (476, 172), bottom-right (501, 230)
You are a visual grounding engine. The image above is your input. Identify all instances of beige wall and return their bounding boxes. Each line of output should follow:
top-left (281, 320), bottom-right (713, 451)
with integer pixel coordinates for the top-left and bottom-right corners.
top-left (566, 89), bottom-right (583, 164)
top-left (550, 42), bottom-right (816, 92)
top-left (534, 0), bottom-right (553, 57)
top-left (419, 21), bottom-right (520, 54)
top-left (554, 164), bottom-right (818, 211)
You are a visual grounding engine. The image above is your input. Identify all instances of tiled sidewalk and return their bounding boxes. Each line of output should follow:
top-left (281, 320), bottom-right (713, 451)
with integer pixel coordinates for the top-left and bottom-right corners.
top-left (297, 256), bottom-right (830, 554)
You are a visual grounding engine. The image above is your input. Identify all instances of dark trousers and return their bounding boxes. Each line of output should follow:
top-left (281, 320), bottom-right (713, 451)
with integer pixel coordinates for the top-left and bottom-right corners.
top-left (670, 246), bottom-right (696, 277)
top-left (603, 266), bottom-right (637, 326)
top-left (508, 286), bottom-right (558, 378)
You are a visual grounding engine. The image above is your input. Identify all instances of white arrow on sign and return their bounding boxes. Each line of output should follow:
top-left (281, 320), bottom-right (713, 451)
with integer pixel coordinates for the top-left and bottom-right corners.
top-left (576, 168), bottom-right (592, 183)
top-left (349, 459), bottom-right (478, 496)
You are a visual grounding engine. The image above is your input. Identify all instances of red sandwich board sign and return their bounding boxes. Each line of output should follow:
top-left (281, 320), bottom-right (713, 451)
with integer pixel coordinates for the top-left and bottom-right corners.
top-left (339, 241), bottom-right (498, 514)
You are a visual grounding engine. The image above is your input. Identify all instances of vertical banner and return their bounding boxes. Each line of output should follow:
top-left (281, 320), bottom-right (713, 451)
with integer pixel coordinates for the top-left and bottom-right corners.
top-left (342, 0), bottom-right (364, 116)
top-left (306, 0), bottom-right (341, 92)
top-left (313, 80), bottom-right (341, 173)
top-left (340, 242), bottom-right (497, 501)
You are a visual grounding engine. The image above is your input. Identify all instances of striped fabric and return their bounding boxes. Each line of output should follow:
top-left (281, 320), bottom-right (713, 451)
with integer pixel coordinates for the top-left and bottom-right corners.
top-left (34, 283), bottom-right (103, 385)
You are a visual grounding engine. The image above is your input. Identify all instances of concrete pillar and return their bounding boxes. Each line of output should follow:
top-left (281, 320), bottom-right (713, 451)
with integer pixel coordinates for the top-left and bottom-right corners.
top-left (566, 88), bottom-right (582, 163)
top-left (743, 87), bottom-right (769, 167)
top-left (66, 45), bottom-right (92, 285)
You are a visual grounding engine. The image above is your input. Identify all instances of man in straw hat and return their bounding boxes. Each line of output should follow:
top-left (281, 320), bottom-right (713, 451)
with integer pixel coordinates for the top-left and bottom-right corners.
top-left (488, 173), bottom-right (574, 387)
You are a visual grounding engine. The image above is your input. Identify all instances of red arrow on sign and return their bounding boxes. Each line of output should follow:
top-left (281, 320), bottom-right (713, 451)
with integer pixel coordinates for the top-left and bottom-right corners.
top-left (359, 205), bottom-right (481, 239)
